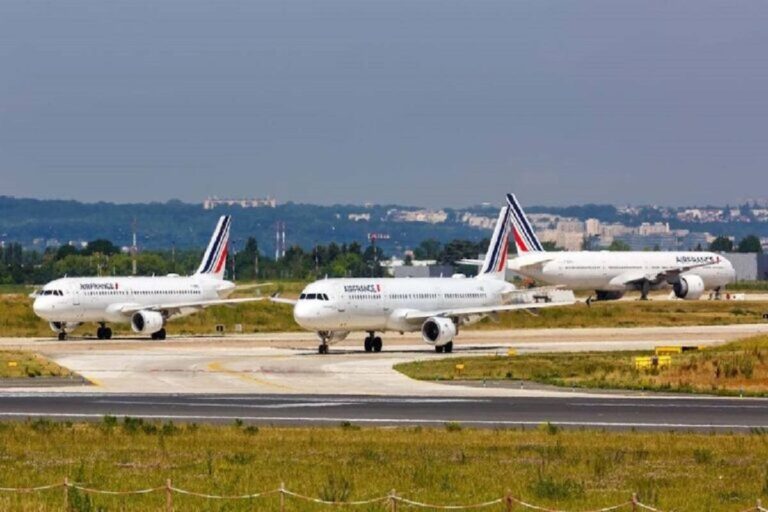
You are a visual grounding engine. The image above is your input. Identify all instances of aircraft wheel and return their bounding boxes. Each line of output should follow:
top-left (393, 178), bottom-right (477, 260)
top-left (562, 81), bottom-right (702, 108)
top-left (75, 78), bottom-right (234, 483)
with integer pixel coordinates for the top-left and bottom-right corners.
top-left (104, 328), bottom-right (113, 340)
top-left (434, 345), bottom-right (444, 353)
top-left (318, 344), bottom-right (329, 354)
top-left (364, 337), bottom-right (373, 352)
top-left (372, 337), bottom-right (383, 352)
top-left (156, 329), bottom-right (166, 341)
top-left (58, 332), bottom-right (67, 341)
top-left (96, 327), bottom-right (105, 340)
top-left (444, 341), bottom-right (453, 353)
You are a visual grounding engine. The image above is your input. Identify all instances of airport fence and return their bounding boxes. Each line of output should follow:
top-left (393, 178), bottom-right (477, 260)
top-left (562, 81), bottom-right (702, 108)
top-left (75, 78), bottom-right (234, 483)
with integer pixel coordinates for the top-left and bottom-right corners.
top-left (0, 480), bottom-right (766, 511)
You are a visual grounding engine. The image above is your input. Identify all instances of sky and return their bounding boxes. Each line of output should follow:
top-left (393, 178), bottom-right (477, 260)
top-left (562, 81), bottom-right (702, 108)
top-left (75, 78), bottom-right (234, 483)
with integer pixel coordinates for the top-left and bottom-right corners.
top-left (1, 1), bottom-right (767, 208)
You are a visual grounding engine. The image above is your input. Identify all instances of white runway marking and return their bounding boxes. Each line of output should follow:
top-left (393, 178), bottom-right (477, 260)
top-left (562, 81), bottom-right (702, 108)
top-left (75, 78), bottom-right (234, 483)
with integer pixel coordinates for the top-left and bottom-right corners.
top-left (98, 400), bottom-right (359, 409)
top-left (0, 411), bottom-right (765, 430)
top-left (570, 402), bottom-right (768, 409)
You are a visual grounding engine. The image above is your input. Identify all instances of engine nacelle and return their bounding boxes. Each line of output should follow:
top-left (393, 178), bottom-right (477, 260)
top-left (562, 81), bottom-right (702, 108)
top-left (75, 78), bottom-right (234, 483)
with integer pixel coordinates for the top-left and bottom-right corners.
top-left (130, 311), bottom-right (165, 334)
top-left (49, 321), bottom-right (80, 334)
top-left (673, 275), bottom-right (706, 300)
top-left (421, 317), bottom-right (457, 347)
top-left (316, 331), bottom-right (350, 344)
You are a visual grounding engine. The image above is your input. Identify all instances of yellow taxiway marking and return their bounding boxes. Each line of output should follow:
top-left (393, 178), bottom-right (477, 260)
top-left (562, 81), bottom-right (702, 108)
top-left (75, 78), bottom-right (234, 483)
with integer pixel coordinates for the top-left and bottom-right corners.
top-left (206, 361), bottom-right (294, 391)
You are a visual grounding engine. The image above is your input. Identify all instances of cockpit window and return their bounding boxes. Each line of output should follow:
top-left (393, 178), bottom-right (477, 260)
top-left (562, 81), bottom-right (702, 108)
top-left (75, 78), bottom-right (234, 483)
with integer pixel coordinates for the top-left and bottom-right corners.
top-left (299, 293), bottom-right (329, 300)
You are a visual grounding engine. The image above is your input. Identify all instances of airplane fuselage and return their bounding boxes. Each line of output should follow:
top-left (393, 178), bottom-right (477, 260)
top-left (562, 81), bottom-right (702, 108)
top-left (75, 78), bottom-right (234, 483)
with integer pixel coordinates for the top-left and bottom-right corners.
top-left (33, 275), bottom-right (235, 324)
top-left (510, 251), bottom-right (735, 292)
top-left (294, 277), bottom-right (515, 333)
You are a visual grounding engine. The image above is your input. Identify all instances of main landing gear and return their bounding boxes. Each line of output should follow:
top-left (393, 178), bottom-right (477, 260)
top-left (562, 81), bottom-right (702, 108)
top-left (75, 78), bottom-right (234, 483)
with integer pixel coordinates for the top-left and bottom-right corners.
top-left (639, 281), bottom-right (651, 301)
top-left (434, 341), bottom-right (454, 354)
top-left (151, 328), bottom-right (167, 341)
top-left (364, 332), bottom-right (383, 353)
top-left (57, 332), bottom-right (67, 341)
top-left (96, 324), bottom-right (113, 340)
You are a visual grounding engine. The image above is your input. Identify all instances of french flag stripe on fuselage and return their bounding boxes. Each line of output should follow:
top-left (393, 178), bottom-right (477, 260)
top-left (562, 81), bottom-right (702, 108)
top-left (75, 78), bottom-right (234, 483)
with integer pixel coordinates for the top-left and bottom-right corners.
top-left (201, 216), bottom-right (230, 274)
top-left (506, 194), bottom-right (544, 252)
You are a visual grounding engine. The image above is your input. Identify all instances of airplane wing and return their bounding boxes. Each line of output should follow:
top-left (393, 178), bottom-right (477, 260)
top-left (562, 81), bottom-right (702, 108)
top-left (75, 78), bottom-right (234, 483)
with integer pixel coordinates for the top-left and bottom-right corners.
top-left (117, 297), bottom-right (265, 315)
top-left (611, 259), bottom-right (720, 286)
top-left (270, 297), bottom-right (298, 306)
top-left (403, 290), bottom-right (575, 321)
top-left (457, 255), bottom-right (555, 269)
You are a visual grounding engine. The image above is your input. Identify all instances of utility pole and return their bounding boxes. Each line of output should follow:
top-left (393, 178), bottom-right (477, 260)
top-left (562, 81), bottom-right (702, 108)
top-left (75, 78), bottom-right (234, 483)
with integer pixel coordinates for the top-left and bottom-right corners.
top-left (131, 218), bottom-right (138, 276)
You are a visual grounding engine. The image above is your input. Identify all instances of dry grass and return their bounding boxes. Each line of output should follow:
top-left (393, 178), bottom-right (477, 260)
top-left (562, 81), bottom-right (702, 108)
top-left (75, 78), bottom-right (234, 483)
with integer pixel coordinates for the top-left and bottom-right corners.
top-left (0, 351), bottom-right (72, 379)
top-left (396, 335), bottom-right (768, 396)
top-left (0, 421), bottom-right (767, 510)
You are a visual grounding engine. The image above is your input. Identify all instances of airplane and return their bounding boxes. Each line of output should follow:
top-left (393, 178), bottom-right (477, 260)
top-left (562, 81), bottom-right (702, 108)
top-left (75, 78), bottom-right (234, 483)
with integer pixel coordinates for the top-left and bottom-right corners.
top-left (461, 194), bottom-right (736, 302)
top-left (32, 215), bottom-right (264, 340)
top-left (272, 199), bottom-right (576, 354)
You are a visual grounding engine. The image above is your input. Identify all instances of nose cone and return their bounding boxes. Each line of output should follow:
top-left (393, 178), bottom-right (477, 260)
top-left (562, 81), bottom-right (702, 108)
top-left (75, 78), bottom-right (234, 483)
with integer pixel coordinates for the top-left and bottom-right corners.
top-left (293, 302), bottom-right (313, 327)
top-left (33, 298), bottom-right (52, 319)
top-left (294, 301), bottom-right (335, 330)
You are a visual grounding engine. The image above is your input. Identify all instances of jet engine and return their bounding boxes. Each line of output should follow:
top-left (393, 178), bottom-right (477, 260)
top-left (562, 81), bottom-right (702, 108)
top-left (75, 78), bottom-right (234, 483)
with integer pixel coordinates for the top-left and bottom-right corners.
top-left (316, 331), bottom-right (350, 344)
top-left (49, 321), bottom-right (80, 334)
top-left (421, 317), bottom-right (457, 346)
top-left (130, 311), bottom-right (165, 334)
top-left (673, 275), bottom-right (706, 300)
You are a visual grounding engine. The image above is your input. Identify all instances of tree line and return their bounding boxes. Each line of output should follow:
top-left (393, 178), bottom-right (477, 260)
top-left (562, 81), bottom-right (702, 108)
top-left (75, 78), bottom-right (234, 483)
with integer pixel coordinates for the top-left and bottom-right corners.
top-left (0, 232), bottom-right (763, 286)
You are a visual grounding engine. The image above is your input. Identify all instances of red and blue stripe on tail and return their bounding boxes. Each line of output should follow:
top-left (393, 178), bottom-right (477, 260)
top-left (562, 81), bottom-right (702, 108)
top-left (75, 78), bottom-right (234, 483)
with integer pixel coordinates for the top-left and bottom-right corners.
top-left (506, 193), bottom-right (544, 254)
top-left (479, 206), bottom-right (512, 279)
top-left (195, 215), bottom-right (231, 279)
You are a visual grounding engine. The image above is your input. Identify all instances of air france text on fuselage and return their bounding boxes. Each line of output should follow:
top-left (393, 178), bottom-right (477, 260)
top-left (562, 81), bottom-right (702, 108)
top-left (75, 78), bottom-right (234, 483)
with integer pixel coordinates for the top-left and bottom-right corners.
top-left (80, 283), bottom-right (119, 291)
top-left (343, 284), bottom-right (381, 293)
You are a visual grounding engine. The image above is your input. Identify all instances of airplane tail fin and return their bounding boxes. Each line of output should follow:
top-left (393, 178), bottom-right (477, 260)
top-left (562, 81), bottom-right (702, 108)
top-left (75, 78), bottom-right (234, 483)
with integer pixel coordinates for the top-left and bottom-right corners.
top-left (506, 193), bottom-right (545, 254)
top-left (478, 206), bottom-right (512, 280)
top-left (195, 215), bottom-right (231, 280)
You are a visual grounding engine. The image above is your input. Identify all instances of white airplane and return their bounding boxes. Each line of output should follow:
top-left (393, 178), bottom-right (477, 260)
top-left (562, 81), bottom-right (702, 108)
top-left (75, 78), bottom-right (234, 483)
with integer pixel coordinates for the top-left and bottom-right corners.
top-left (463, 194), bottom-right (736, 302)
top-left (272, 200), bottom-right (575, 354)
top-left (32, 215), bottom-right (263, 340)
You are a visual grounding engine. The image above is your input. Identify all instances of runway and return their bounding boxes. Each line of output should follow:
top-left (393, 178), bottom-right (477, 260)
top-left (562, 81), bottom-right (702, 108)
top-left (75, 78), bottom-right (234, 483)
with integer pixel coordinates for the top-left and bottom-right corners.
top-left (0, 393), bottom-right (766, 430)
top-left (1, 324), bottom-right (767, 430)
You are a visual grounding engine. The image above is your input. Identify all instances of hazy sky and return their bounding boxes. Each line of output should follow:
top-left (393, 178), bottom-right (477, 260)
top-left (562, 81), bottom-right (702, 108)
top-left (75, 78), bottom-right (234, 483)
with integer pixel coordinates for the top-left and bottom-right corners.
top-left (2, 1), bottom-right (767, 207)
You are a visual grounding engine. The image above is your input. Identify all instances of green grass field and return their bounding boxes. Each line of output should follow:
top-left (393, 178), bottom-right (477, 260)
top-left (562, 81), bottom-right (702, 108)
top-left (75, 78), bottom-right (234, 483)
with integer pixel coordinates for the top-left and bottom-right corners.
top-left (396, 335), bottom-right (768, 397)
top-left (0, 421), bottom-right (767, 511)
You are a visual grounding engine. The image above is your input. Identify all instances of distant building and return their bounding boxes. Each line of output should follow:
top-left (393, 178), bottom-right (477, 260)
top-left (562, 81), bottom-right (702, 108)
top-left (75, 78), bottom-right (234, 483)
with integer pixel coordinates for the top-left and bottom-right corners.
top-left (393, 265), bottom-right (456, 278)
top-left (725, 253), bottom-right (768, 281)
top-left (203, 196), bottom-right (277, 209)
top-left (348, 213), bottom-right (371, 222)
top-left (387, 209), bottom-right (448, 224)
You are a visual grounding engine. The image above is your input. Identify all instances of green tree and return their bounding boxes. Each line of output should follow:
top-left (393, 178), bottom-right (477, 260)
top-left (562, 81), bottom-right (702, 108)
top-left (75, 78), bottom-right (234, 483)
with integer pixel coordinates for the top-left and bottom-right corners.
top-left (737, 235), bottom-right (763, 253)
top-left (413, 239), bottom-right (442, 260)
top-left (82, 239), bottom-right (120, 256)
top-left (607, 240), bottom-right (631, 251)
top-left (55, 245), bottom-right (79, 260)
top-left (709, 236), bottom-right (733, 252)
